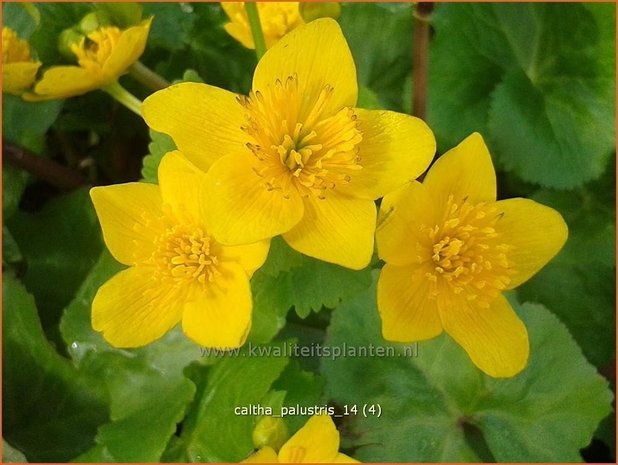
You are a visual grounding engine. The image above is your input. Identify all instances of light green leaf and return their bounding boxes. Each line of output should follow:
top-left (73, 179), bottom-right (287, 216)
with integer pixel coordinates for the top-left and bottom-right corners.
top-left (429, 3), bottom-right (615, 189)
top-left (2, 165), bottom-right (29, 219)
top-left (249, 238), bottom-right (372, 343)
top-left (2, 3), bottom-right (38, 38)
top-left (165, 349), bottom-right (289, 462)
top-left (322, 275), bottom-right (613, 462)
top-left (7, 189), bottom-right (103, 328)
top-left (60, 250), bottom-right (204, 462)
top-left (2, 274), bottom-right (109, 462)
top-left (3, 439), bottom-right (28, 463)
top-left (140, 129), bottom-right (176, 183)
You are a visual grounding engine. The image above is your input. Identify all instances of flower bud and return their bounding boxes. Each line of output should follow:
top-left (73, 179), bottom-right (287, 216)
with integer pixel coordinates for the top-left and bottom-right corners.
top-left (57, 27), bottom-right (84, 61)
top-left (78, 11), bottom-right (111, 35)
top-left (252, 416), bottom-right (288, 452)
top-left (299, 3), bottom-right (341, 22)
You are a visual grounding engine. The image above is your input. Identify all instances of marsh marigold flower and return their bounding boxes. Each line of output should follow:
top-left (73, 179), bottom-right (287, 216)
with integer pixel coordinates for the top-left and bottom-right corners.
top-left (2, 27), bottom-right (41, 95)
top-left (244, 415), bottom-right (358, 463)
top-left (142, 19), bottom-right (435, 270)
top-left (90, 151), bottom-right (269, 348)
top-left (221, 2), bottom-right (304, 50)
top-left (26, 18), bottom-right (151, 100)
top-left (376, 133), bottom-right (568, 377)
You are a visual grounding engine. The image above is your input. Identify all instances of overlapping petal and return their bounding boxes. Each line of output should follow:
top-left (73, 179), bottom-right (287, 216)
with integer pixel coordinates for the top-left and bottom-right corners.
top-left (278, 415), bottom-right (341, 463)
top-left (495, 198), bottom-right (568, 289)
top-left (204, 154), bottom-right (304, 245)
top-left (158, 150), bottom-right (205, 224)
top-left (3, 61), bottom-right (41, 95)
top-left (90, 183), bottom-right (165, 265)
top-left (92, 266), bottom-right (185, 348)
top-left (377, 263), bottom-right (443, 342)
top-left (253, 18), bottom-right (357, 115)
top-left (283, 193), bottom-right (376, 270)
top-left (103, 18), bottom-right (152, 78)
top-left (142, 82), bottom-right (248, 172)
top-left (339, 109), bottom-right (435, 200)
top-left (181, 263), bottom-right (253, 348)
top-left (439, 294), bottom-right (529, 378)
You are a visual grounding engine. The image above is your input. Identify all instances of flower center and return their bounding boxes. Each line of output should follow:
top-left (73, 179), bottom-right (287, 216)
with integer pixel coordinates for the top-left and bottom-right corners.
top-left (239, 74), bottom-right (363, 198)
top-left (423, 195), bottom-right (514, 307)
top-left (2, 28), bottom-right (32, 63)
top-left (71, 26), bottom-right (121, 73)
top-left (153, 225), bottom-right (220, 285)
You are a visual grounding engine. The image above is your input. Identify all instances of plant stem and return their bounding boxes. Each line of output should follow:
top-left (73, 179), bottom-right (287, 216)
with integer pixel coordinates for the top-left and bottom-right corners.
top-left (102, 81), bottom-right (143, 116)
top-left (3, 138), bottom-right (88, 191)
top-left (245, 2), bottom-right (267, 60)
top-left (129, 61), bottom-right (170, 91)
top-left (412, 3), bottom-right (433, 119)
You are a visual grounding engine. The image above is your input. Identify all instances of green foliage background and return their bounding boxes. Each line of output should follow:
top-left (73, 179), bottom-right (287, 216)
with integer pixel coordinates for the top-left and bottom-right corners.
top-left (2, 2), bottom-right (615, 463)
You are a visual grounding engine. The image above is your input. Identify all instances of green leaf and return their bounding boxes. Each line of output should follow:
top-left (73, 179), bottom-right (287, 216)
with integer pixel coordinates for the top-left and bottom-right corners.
top-left (428, 3), bottom-right (615, 189)
top-left (2, 165), bottom-right (29, 219)
top-left (7, 188), bottom-right (103, 328)
top-left (249, 238), bottom-right (372, 343)
top-left (165, 348), bottom-right (289, 462)
top-left (94, 2), bottom-right (143, 28)
top-left (517, 167), bottom-right (616, 368)
top-left (142, 3), bottom-right (195, 51)
top-left (340, 3), bottom-right (413, 111)
top-left (2, 226), bottom-right (23, 266)
top-left (141, 129), bottom-right (176, 183)
top-left (322, 274), bottom-right (613, 462)
top-left (60, 250), bottom-right (203, 462)
top-left (2, 95), bottom-right (63, 153)
top-left (2, 274), bottom-right (109, 462)
top-left (2, 3), bottom-right (38, 38)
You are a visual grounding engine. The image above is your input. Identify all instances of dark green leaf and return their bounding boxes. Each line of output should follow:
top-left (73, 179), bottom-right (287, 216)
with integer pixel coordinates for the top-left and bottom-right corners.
top-left (166, 348), bottom-right (289, 462)
top-left (322, 275), bottom-right (613, 462)
top-left (141, 129), bottom-right (176, 183)
top-left (7, 188), bottom-right (103, 328)
top-left (2, 274), bottom-right (109, 462)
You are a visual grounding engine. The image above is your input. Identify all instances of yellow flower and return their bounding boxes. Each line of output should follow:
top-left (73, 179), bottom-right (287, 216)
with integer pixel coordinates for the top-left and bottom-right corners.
top-left (244, 415), bottom-right (358, 463)
top-left (89, 151), bottom-right (270, 348)
top-left (376, 133), bottom-right (568, 377)
top-left (2, 27), bottom-right (41, 95)
top-left (142, 19), bottom-right (435, 270)
top-left (25, 18), bottom-right (151, 100)
top-left (221, 2), bottom-right (304, 50)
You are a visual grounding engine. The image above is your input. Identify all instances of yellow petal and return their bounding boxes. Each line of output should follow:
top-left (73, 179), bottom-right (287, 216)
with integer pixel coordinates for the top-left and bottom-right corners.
top-left (283, 193), bottom-right (376, 270)
top-left (142, 82), bottom-right (247, 172)
top-left (242, 447), bottom-right (280, 463)
top-left (376, 181), bottom-right (438, 267)
top-left (157, 150), bottom-right (205, 224)
top-left (92, 266), bottom-right (184, 348)
top-left (3, 61), bottom-right (41, 95)
top-left (377, 263), bottom-right (443, 342)
top-left (333, 453), bottom-right (360, 463)
top-left (28, 66), bottom-right (101, 100)
top-left (181, 263), bottom-right (252, 348)
top-left (103, 18), bottom-right (152, 79)
top-left (219, 240), bottom-right (271, 278)
top-left (204, 154), bottom-right (304, 245)
top-left (495, 198), bottom-right (568, 289)
top-left (253, 18), bottom-right (357, 116)
top-left (440, 294), bottom-right (529, 378)
top-left (90, 183), bottom-right (165, 266)
top-left (424, 132), bottom-right (496, 204)
top-left (278, 415), bottom-right (340, 463)
top-left (339, 109), bottom-right (435, 200)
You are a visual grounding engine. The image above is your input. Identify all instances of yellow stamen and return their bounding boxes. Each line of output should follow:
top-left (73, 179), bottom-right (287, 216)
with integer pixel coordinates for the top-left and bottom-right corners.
top-left (239, 74), bottom-right (363, 198)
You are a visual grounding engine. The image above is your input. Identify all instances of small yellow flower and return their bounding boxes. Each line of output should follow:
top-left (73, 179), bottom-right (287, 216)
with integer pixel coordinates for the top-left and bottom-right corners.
top-left (25, 18), bottom-right (151, 100)
top-left (90, 151), bottom-right (270, 348)
top-left (221, 2), bottom-right (304, 50)
top-left (376, 133), bottom-right (568, 377)
top-left (2, 27), bottom-right (41, 95)
top-left (142, 19), bottom-right (435, 270)
top-left (244, 415), bottom-right (358, 463)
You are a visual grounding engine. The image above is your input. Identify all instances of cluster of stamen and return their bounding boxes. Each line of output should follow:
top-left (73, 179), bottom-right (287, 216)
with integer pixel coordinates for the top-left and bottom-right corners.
top-left (71, 26), bottom-right (122, 73)
top-left (238, 74), bottom-right (363, 198)
top-left (152, 225), bottom-right (220, 286)
top-left (421, 195), bottom-right (514, 307)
